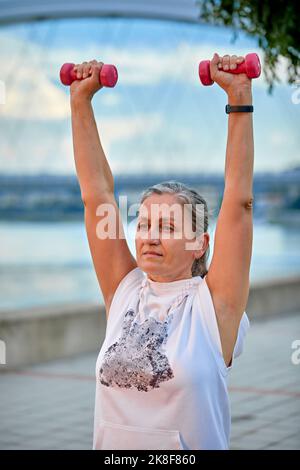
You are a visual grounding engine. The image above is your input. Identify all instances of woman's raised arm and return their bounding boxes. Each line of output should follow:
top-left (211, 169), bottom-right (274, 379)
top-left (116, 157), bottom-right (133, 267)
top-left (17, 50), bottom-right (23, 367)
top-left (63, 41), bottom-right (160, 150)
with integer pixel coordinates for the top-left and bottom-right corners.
top-left (204, 53), bottom-right (254, 367)
top-left (69, 60), bottom-right (137, 317)
top-left (70, 60), bottom-right (114, 202)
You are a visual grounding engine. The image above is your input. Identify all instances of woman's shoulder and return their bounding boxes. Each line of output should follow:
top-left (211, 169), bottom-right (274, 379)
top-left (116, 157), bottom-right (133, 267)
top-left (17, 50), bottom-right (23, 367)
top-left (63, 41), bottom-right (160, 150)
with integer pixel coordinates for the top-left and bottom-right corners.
top-left (106, 266), bottom-right (145, 324)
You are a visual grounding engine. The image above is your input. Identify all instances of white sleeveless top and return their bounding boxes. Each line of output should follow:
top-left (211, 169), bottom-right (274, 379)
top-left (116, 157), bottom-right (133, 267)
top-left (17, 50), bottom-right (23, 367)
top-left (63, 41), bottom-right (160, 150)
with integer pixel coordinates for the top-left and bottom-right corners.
top-left (93, 267), bottom-right (250, 450)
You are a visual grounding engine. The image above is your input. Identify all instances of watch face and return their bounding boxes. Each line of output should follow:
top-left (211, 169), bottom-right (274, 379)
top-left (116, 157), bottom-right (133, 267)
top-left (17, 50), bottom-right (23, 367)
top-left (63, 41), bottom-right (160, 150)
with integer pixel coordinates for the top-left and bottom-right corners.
top-left (225, 105), bottom-right (231, 114)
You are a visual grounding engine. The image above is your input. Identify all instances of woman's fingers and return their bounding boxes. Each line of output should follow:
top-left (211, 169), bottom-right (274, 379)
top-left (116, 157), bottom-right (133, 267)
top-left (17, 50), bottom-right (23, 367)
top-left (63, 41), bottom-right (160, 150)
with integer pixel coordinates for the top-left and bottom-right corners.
top-left (230, 55), bottom-right (238, 70)
top-left (217, 54), bottom-right (245, 70)
top-left (74, 64), bottom-right (83, 79)
top-left (73, 60), bottom-right (100, 79)
top-left (84, 60), bottom-right (99, 78)
top-left (210, 53), bottom-right (220, 69)
top-left (210, 53), bottom-right (221, 80)
top-left (222, 54), bottom-right (230, 70)
top-left (81, 62), bottom-right (89, 78)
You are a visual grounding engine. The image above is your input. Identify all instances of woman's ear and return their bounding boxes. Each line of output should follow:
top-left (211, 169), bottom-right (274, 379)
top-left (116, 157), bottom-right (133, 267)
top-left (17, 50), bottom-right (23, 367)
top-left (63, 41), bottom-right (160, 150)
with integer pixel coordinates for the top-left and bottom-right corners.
top-left (194, 233), bottom-right (209, 259)
top-left (193, 238), bottom-right (204, 259)
top-left (204, 232), bottom-right (210, 249)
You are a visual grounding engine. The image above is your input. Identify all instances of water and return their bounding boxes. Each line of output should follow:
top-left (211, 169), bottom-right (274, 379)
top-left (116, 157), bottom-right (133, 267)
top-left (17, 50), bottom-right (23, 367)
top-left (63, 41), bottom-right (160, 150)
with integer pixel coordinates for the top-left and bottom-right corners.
top-left (1, 220), bottom-right (300, 311)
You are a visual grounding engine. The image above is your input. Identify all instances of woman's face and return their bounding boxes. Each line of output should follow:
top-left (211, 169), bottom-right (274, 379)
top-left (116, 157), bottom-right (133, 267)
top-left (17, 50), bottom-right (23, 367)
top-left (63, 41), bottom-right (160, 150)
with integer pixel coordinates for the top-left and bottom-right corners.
top-left (135, 193), bottom-right (208, 282)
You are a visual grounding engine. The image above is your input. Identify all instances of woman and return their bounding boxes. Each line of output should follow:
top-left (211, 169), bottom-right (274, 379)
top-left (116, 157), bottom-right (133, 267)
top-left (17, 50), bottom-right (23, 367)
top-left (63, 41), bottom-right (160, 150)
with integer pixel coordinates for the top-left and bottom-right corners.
top-left (70, 53), bottom-right (253, 450)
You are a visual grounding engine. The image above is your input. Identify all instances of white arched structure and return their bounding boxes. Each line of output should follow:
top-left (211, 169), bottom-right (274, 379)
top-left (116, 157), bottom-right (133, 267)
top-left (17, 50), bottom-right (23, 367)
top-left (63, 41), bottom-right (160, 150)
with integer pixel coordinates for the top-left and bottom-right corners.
top-left (0, 0), bottom-right (204, 25)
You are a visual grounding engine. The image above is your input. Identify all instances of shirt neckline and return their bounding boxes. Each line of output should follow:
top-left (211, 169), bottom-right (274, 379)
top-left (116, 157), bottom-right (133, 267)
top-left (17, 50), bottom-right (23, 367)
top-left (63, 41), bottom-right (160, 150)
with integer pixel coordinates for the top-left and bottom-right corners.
top-left (135, 270), bottom-right (202, 326)
top-left (144, 273), bottom-right (202, 293)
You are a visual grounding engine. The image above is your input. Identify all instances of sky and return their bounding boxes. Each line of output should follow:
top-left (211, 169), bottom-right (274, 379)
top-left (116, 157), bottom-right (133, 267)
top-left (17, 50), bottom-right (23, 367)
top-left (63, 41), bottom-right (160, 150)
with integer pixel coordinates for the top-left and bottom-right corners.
top-left (0, 16), bottom-right (299, 175)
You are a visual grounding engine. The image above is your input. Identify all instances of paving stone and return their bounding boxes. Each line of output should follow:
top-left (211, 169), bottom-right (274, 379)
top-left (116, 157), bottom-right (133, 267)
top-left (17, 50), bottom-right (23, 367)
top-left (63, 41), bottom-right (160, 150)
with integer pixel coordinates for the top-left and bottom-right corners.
top-left (1, 312), bottom-right (299, 450)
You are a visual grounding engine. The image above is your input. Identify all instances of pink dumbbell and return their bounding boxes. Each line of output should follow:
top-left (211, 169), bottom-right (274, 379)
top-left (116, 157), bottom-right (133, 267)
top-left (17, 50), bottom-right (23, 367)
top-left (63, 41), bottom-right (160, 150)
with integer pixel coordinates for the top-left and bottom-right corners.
top-left (198, 53), bottom-right (261, 86)
top-left (60, 63), bottom-right (118, 87)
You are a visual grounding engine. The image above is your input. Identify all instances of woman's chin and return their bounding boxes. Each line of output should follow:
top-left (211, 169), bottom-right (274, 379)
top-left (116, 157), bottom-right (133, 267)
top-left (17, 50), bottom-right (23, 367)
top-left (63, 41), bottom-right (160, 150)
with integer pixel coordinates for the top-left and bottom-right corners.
top-left (140, 261), bottom-right (162, 275)
top-left (141, 258), bottom-right (163, 267)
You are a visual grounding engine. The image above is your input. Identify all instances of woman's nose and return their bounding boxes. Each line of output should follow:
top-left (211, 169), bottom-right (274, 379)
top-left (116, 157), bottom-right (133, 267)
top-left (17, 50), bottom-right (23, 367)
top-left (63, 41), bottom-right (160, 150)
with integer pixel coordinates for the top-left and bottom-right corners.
top-left (148, 226), bottom-right (160, 241)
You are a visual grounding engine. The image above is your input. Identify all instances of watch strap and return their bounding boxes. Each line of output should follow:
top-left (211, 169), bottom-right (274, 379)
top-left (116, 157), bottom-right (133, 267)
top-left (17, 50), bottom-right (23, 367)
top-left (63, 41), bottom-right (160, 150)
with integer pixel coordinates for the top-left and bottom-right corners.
top-left (225, 104), bottom-right (253, 113)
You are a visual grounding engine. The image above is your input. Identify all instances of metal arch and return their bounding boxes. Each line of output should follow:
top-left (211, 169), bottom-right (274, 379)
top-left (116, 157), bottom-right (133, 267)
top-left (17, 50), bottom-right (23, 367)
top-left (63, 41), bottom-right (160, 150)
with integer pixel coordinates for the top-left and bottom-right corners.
top-left (0, 0), bottom-right (204, 26)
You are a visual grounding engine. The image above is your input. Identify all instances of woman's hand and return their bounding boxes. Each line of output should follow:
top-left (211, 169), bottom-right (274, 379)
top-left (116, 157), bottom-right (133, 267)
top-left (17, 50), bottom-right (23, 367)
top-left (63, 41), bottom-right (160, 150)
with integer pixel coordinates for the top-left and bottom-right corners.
top-left (70, 60), bottom-right (104, 102)
top-left (209, 53), bottom-right (252, 104)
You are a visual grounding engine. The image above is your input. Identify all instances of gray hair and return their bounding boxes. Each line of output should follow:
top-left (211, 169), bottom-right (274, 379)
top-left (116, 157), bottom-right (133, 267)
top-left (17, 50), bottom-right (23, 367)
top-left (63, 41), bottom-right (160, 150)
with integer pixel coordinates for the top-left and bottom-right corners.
top-left (138, 180), bottom-right (211, 278)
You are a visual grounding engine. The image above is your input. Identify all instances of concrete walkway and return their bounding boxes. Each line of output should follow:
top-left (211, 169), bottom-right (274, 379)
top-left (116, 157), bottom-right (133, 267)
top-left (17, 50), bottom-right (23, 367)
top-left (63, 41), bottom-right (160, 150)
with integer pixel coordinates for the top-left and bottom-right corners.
top-left (0, 313), bottom-right (299, 450)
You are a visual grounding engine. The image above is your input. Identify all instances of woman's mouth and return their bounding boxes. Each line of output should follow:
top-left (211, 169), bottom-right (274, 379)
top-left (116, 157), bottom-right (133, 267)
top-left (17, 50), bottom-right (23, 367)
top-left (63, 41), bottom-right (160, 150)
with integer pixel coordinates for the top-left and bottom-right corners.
top-left (143, 252), bottom-right (163, 257)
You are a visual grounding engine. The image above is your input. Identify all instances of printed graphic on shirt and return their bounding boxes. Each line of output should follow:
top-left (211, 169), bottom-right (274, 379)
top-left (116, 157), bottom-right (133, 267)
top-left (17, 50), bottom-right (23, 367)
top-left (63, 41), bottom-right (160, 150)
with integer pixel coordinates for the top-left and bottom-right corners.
top-left (99, 309), bottom-right (175, 392)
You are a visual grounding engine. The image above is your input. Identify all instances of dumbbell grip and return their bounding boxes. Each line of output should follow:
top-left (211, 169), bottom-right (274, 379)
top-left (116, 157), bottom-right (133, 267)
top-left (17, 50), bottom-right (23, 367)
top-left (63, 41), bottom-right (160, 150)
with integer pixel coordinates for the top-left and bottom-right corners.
top-left (60, 63), bottom-right (118, 88)
top-left (199, 53), bottom-right (261, 86)
top-left (224, 62), bottom-right (247, 75)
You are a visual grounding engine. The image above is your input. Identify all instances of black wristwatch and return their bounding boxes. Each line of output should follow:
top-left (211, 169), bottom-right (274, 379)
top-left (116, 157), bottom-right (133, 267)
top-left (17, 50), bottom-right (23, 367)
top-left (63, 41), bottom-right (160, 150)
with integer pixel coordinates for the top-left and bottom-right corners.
top-left (225, 104), bottom-right (253, 114)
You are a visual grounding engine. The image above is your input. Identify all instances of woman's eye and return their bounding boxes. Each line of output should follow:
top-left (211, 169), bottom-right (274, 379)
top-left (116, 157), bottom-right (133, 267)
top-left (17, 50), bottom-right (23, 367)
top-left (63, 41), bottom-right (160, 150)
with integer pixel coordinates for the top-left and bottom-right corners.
top-left (137, 223), bottom-right (174, 231)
